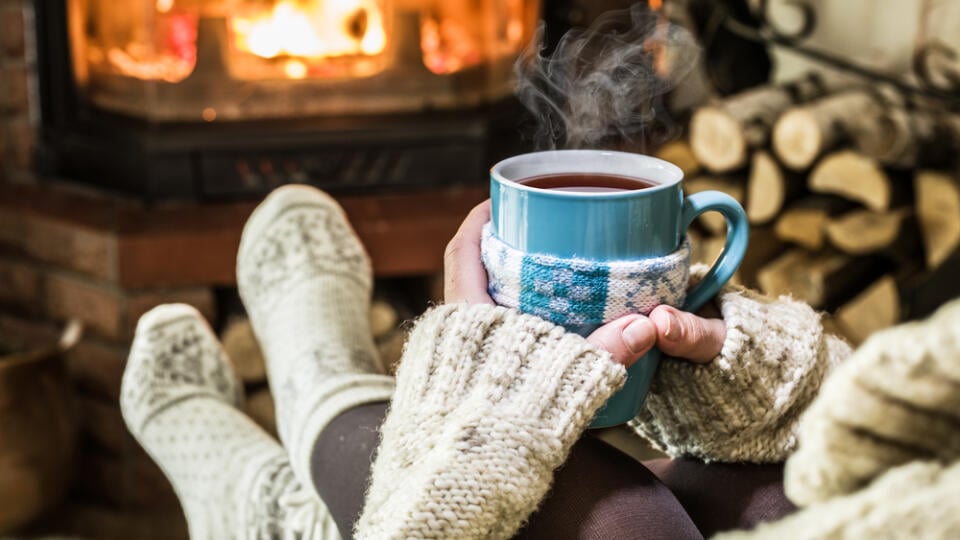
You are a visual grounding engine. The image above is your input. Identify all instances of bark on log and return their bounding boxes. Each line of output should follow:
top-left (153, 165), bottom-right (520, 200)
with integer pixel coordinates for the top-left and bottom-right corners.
top-left (689, 72), bottom-right (853, 173)
top-left (683, 176), bottom-right (745, 235)
top-left (773, 91), bottom-right (885, 170)
top-left (774, 196), bottom-right (856, 250)
top-left (808, 150), bottom-right (909, 211)
top-left (757, 249), bottom-right (888, 310)
top-left (856, 108), bottom-right (960, 168)
top-left (746, 150), bottom-right (806, 224)
top-left (915, 170), bottom-right (960, 269)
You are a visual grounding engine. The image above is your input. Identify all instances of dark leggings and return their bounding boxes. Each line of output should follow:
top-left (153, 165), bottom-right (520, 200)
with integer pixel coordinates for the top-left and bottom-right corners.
top-left (311, 402), bottom-right (794, 539)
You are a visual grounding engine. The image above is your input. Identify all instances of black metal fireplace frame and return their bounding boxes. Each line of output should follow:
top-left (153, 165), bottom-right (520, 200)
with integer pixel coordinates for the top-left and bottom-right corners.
top-left (33, 0), bottom-right (533, 201)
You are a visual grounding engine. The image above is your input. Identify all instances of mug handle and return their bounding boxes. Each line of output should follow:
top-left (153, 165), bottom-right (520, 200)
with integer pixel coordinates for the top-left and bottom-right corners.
top-left (680, 191), bottom-right (749, 312)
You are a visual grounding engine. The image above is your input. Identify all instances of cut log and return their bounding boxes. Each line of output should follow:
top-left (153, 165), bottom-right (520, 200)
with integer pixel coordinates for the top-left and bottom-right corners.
top-left (246, 389), bottom-right (277, 438)
top-left (746, 150), bottom-right (806, 224)
top-left (915, 170), bottom-right (960, 269)
top-left (756, 249), bottom-right (888, 310)
top-left (856, 108), bottom-right (960, 168)
top-left (655, 140), bottom-right (701, 178)
top-left (683, 176), bottom-right (745, 235)
top-left (808, 150), bottom-right (908, 211)
top-left (220, 317), bottom-right (266, 384)
top-left (737, 226), bottom-right (786, 290)
top-left (774, 196), bottom-right (856, 250)
top-left (369, 299), bottom-right (399, 340)
top-left (835, 275), bottom-right (900, 345)
top-left (896, 248), bottom-right (960, 320)
top-left (773, 91), bottom-right (885, 170)
top-left (825, 207), bottom-right (920, 260)
top-left (689, 72), bottom-right (853, 173)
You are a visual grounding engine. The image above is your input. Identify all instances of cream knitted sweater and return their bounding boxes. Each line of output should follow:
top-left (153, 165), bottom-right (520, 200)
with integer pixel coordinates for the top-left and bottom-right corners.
top-left (354, 279), bottom-right (851, 539)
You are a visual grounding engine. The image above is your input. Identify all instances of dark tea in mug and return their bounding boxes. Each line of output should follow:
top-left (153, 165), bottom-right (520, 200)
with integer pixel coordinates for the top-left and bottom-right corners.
top-left (520, 173), bottom-right (656, 193)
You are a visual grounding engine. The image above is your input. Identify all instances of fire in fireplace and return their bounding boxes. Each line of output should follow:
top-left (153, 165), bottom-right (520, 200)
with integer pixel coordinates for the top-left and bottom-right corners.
top-left (36, 0), bottom-right (545, 200)
top-left (69, 0), bottom-right (536, 120)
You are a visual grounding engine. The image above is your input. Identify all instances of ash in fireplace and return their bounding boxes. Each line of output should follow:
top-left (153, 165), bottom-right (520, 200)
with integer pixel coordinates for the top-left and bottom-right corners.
top-left (515, 3), bottom-right (700, 151)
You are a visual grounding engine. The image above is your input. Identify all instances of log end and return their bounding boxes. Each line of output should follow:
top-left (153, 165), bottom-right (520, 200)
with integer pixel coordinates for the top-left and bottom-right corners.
top-left (773, 109), bottom-right (823, 170)
top-left (690, 107), bottom-right (747, 173)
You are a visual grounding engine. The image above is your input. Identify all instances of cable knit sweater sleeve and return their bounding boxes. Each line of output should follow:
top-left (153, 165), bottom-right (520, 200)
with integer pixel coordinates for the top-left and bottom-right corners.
top-left (354, 303), bottom-right (626, 540)
top-left (629, 272), bottom-right (853, 463)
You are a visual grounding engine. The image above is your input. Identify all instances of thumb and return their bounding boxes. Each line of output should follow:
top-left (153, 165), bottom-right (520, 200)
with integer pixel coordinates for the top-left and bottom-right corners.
top-left (648, 305), bottom-right (726, 363)
top-left (586, 315), bottom-right (657, 368)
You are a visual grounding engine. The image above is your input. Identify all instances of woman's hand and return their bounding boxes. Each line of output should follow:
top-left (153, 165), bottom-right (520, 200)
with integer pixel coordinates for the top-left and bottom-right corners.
top-left (444, 201), bottom-right (726, 368)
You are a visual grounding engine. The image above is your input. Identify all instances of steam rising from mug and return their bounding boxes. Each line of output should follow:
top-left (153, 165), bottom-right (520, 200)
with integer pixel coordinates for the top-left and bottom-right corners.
top-left (515, 3), bottom-right (701, 150)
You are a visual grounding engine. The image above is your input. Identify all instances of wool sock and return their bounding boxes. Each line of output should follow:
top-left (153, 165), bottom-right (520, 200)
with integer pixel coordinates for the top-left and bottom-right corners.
top-left (236, 185), bottom-right (395, 492)
top-left (120, 304), bottom-right (340, 540)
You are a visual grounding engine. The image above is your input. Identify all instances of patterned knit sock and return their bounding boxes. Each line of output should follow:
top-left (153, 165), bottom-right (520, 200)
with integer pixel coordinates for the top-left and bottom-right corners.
top-left (120, 304), bottom-right (340, 540)
top-left (237, 185), bottom-right (395, 491)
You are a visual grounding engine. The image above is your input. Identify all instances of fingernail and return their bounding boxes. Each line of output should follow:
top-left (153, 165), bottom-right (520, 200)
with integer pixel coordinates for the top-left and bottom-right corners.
top-left (662, 311), bottom-right (681, 341)
top-left (623, 318), bottom-right (656, 354)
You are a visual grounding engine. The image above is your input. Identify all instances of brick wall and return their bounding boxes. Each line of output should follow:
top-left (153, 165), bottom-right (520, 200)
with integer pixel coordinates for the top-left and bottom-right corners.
top-left (0, 0), bottom-right (35, 178)
top-left (0, 197), bottom-right (199, 535)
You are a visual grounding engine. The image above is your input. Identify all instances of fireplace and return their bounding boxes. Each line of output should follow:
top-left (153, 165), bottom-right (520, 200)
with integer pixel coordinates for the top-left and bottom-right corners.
top-left (35, 0), bottom-right (541, 200)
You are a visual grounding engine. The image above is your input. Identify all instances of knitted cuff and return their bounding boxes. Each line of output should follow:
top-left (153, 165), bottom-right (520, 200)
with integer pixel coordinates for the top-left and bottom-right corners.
top-left (480, 223), bottom-right (692, 328)
top-left (628, 267), bottom-right (851, 463)
top-left (356, 303), bottom-right (626, 540)
top-left (717, 460), bottom-right (960, 540)
top-left (784, 298), bottom-right (960, 506)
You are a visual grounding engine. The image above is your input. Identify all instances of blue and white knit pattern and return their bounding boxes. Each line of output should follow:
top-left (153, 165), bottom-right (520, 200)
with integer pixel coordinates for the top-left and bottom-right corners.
top-left (480, 223), bottom-right (692, 328)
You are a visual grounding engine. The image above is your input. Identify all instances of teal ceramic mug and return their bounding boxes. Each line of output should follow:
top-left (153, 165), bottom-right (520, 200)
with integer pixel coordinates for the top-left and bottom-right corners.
top-left (487, 149), bottom-right (748, 428)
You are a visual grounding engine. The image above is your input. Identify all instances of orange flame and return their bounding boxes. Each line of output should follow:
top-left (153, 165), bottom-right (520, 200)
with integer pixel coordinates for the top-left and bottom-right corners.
top-left (231, 0), bottom-right (387, 60)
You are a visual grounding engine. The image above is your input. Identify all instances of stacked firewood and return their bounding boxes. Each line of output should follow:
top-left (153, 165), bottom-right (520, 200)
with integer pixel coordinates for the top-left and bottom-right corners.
top-left (662, 71), bottom-right (960, 344)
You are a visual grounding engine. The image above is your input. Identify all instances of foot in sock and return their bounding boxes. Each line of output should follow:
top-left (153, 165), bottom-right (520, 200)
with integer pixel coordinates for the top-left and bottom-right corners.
top-left (120, 303), bottom-right (340, 540)
top-left (236, 185), bottom-right (394, 488)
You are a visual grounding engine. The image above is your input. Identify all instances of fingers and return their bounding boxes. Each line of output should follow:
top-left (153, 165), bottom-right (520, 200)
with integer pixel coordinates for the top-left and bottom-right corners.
top-left (586, 314), bottom-right (657, 368)
top-left (444, 200), bottom-right (495, 305)
top-left (648, 305), bottom-right (726, 363)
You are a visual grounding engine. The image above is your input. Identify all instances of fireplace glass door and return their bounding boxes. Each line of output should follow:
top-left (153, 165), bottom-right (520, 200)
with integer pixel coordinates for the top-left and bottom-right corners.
top-left (68, 0), bottom-right (538, 121)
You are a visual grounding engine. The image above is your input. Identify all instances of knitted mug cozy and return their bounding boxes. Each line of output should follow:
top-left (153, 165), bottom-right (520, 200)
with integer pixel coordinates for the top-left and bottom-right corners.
top-left (480, 223), bottom-right (692, 328)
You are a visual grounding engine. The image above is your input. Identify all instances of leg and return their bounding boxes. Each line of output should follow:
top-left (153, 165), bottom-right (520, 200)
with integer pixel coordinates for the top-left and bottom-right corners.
top-left (645, 458), bottom-right (796, 537)
top-left (310, 401), bottom-right (389, 538)
top-left (518, 436), bottom-right (703, 540)
top-left (120, 304), bottom-right (340, 539)
top-left (310, 412), bottom-right (703, 540)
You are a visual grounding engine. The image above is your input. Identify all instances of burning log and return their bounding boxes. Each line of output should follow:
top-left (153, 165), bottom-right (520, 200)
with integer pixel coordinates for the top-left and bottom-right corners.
top-left (772, 90), bottom-right (884, 170)
top-left (746, 150), bottom-right (806, 224)
top-left (808, 150), bottom-right (909, 211)
top-left (774, 196), bottom-right (855, 250)
top-left (689, 72), bottom-right (852, 173)
top-left (915, 170), bottom-right (960, 269)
